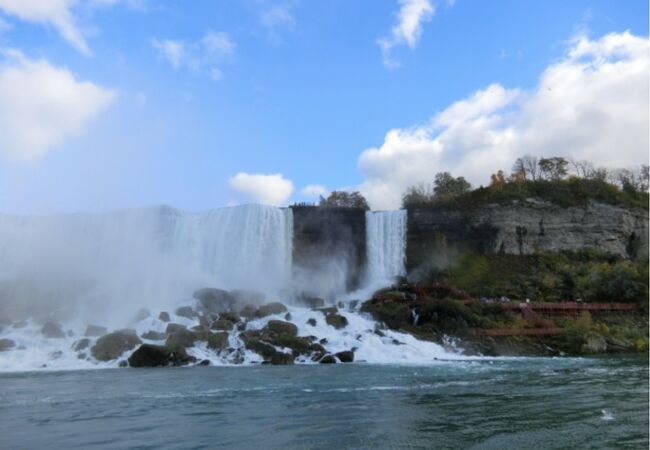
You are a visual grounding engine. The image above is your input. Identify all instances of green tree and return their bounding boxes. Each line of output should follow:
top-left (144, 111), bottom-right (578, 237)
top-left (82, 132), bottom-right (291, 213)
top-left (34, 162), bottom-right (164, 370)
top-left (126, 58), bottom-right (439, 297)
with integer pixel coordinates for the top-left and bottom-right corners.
top-left (319, 191), bottom-right (370, 210)
top-left (433, 172), bottom-right (472, 198)
top-left (538, 157), bottom-right (569, 180)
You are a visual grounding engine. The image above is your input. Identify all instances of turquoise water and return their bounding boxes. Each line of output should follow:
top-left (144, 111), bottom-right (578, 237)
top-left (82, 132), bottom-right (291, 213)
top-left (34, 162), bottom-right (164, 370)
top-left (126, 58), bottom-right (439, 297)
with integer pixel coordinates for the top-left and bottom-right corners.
top-left (0, 356), bottom-right (647, 449)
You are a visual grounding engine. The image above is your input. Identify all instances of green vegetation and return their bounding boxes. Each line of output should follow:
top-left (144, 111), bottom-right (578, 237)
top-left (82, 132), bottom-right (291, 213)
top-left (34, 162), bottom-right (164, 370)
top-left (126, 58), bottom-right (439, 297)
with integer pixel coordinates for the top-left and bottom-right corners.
top-left (403, 155), bottom-right (649, 210)
top-left (318, 191), bottom-right (370, 210)
top-left (428, 249), bottom-right (649, 307)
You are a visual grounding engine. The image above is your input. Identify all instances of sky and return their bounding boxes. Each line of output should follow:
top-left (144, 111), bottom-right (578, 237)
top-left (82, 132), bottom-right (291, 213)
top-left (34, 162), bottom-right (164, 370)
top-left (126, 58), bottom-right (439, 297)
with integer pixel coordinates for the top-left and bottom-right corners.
top-left (0, 0), bottom-right (647, 212)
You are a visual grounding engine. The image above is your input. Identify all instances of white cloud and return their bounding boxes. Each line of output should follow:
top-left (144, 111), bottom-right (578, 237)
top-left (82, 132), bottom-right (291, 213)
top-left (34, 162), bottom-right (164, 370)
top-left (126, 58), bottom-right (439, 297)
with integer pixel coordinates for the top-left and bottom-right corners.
top-left (359, 31), bottom-right (649, 209)
top-left (259, 3), bottom-right (296, 44)
top-left (229, 172), bottom-right (294, 206)
top-left (152, 31), bottom-right (234, 80)
top-left (301, 184), bottom-right (327, 197)
top-left (377, 0), bottom-right (435, 68)
top-left (0, 0), bottom-right (90, 54)
top-left (0, 49), bottom-right (115, 161)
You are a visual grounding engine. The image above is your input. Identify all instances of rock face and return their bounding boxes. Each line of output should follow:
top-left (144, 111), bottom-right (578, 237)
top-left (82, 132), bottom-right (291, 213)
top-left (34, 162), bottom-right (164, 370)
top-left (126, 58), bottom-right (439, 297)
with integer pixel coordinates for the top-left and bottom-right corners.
top-left (91, 329), bottom-right (142, 361)
top-left (291, 205), bottom-right (367, 291)
top-left (406, 201), bottom-right (649, 273)
top-left (128, 344), bottom-right (195, 367)
top-left (582, 332), bottom-right (608, 354)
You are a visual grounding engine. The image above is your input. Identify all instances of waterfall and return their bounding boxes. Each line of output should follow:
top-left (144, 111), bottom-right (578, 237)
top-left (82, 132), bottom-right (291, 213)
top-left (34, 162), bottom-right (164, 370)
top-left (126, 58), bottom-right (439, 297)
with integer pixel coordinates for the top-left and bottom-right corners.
top-left (365, 210), bottom-right (407, 287)
top-left (0, 204), bottom-right (293, 325)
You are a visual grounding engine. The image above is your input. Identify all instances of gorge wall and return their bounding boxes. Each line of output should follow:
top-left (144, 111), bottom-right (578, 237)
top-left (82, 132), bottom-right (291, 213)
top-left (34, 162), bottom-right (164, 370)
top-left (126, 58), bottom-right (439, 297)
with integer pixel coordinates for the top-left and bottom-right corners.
top-left (406, 200), bottom-right (649, 274)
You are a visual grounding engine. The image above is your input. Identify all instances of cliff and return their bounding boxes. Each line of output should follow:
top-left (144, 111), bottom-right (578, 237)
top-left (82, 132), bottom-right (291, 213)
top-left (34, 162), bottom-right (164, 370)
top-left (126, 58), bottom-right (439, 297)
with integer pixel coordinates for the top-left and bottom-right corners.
top-left (406, 199), bottom-right (648, 273)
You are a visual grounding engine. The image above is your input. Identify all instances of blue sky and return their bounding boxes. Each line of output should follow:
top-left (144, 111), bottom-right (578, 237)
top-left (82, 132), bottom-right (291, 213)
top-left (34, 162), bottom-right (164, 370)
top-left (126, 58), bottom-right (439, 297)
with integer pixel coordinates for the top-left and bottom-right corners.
top-left (0, 0), bottom-right (647, 212)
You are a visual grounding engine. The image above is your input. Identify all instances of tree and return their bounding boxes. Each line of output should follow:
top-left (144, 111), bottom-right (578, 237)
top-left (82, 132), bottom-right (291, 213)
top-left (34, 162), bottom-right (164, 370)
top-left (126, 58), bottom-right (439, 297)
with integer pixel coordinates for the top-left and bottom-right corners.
top-left (538, 157), bottom-right (568, 180)
top-left (489, 170), bottom-right (507, 189)
top-left (402, 183), bottom-right (433, 206)
top-left (568, 158), bottom-right (595, 178)
top-left (319, 191), bottom-right (370, 210)
top-left (512, 155), bottom-right (539, 180)
top-left (433, 172), bottom-right (472, 198)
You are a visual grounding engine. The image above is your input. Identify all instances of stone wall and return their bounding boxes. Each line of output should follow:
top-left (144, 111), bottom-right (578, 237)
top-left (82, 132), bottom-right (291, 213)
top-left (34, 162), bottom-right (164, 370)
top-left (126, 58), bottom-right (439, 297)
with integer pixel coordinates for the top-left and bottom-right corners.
top-left (406, 200), bottom-right (648, 273)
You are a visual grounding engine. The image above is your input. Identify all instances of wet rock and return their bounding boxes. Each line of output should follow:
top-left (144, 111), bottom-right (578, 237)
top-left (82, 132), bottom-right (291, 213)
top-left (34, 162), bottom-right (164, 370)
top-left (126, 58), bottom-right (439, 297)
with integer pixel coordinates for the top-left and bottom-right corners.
top-left (349, 300), bottom-right (359, 310)
top-left (135, 308), bottom-right (151, 321)
top-left (284, 312), bottom-right (292, 321)
top-left (0, 338), bottom-right (15, 351)
top-left (73, 338), bottom-right (90, 351)
top-left (266, 320), bottom-right (298, 336)
top-left (165, 323), bottom-right (187, 334)
top-left (231, 289), bottom-right (266, 304)
top-left (166, 328), bottom-right (203, 349)
top-left (207, 332), bottom-right (229, 351)
top-left (319, 354), bottom-right (337, 364)
top-left (197, 314), bottom-right (211, 328)
top-left (118, 360), bottom-right (128, 368)
top-left (239, 305), bottom-right (258, 320)
top-left (141, 330), bottom-right (167, 340)
top-left (301, 296), bottom-right (325, 309)
top-left (582, 332), bottom-right (607, 354)
top-left (91, 329), bottom-right (141, 361)
top-left (270, 352), bottom-right (294, 365)
top-left (84, 325), bottom-right (107, 337)
top-left (219, 311), bottom-right (241, 324)
top-left (605, 336), bottom-right (634, 352)
top-left (243, 337), bottom-right (278, 359)
top-left (198, 359), bottom-right (210, 366)
top-left (77, 352), bottom-right (87, 359)
top-left (319, 338), bottom-right (328, 344)
top-left (211, 319), bottom-right (234, 331)
top-left (158, 311), bottom-right (171, 322)
top-left (318, 306), bottom-right (338, 315)
top-left (41, 321), bottom-right (65, 338)
top-left (128, 344), bottom-right (196, 367)
top-left (325, 313), bottom-right (348, 329)
top-left (175, 306), bottom-right (198, 320)
top-left (306, 318), bottom-right (317, 326)
top-left (194, 288), bottom-right (236, 314)
top-left (335, 350), bottom-right (354, 363)
top-left (256, 302), bottom-right (288, 318)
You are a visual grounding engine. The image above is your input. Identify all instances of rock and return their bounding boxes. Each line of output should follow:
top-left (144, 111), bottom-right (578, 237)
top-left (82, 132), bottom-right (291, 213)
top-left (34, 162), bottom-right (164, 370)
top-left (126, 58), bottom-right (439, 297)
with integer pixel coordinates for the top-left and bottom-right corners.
top-left (306, 318), bottom-right (317, 326)
top-left (335, 350), bottom-right (354, 363)
top-left (91, 329), bottom-right (142, 361)
top-left (581, 332), bottom-right (607, 354)
top-left (166, 328), bottom-right (203, 349)
top-left (165, 323), bottom-right (187, 334)
top-left (239, 305), bottom-right (258, 320)
top-left (73, 338), bottom-right (90, 351)
top-left (0, 338), bottom-right (15, 351)
top-left (207, 332), bottom-right (229, 350)
top-left (84, 325), bottom-right (107, 337)
top-left (77, 352), bottom-right (87, 359)
top-left (158, 311), bottom-right (171, 322)
top-left (301, 296), bottom-right (325, 309)
top-left (284, 312), bottom-right (292, 321)
top-left (128, 344), bottom-right (196, 367)
top-left (325, 313), bottom-right (348, 329)
top-left (175, 306), bottom-right (198, 320)
top-left (141, 330), bottom-right (167, 341)
top-left (318, 306), bottom-right (338, 315)
top-left (198, 359), bottom-right (210, 366)
top-left (319, 354), bottom-right (337, 364)
top-left (256, 302), bottom-right (288, 317)
top-left (605, 336), bottom-right (634, 352)
top-left (265, 320), bottom-right (298, 336)
top-left (41, 321), bottom-right (65, 338)
top-left (243, 337), bottom-right (278, 359)
top-left (135, 308), bottom-right (151, 321)
top-left (211, 319), bottom-right (234, 331)
top-left (197, 314), bottom-right (211, 328)
top-left (270, 353), bottom-right (294, 365)
top-left (118, 360), bottom-right (128, 368)
top-left (194, 288), bottom-right (236, 313)
top-left (219, 311), bottom-right (241, 324)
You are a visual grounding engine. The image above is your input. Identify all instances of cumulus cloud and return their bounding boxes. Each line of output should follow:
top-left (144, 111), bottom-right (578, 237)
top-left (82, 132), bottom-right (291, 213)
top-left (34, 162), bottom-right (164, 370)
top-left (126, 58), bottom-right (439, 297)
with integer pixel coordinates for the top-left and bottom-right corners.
top-left (359, 31), bottom-right (649, 209)
top-left (152, 31), bottom-right (235, 80)
top-left (259, 2), bottom-right (296, 44)
top-left (0, 49), bottom-right (115, 161)
top-left (301, 184), bottom-right (327, 197)
top-left (377, 0), bottom-right (435, 68)
top-left (229, 172), bottom-right (294, 206)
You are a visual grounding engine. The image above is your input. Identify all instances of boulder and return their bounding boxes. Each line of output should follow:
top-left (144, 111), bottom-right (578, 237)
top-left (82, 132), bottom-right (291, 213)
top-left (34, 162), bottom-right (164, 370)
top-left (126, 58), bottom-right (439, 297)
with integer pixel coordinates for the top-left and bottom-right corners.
top-left (0, 338), bottom-right (15, 351)
top-left (141, 330), bottom-right (167, 341)
top-left (325, 313), bottom-right (348, 329)
top-left (319, 354), bottom-right (337, 364)
top-left (219, 311), bottom-right (241, 324)
top-left (73, 338), bottom-right (90, 351)
top-left (166, 328), bottom-right (204, 349)
top-left (158, 311), bottom-right (171, 322)
top-left (165, 323), bottom-right (187, 334)
top-left (175, 306), bottom-right (198, 320)
top-left (605, 336), bottom-right (634, 352)
top-left (335, 350), bottom-right (354, 363)
top-left (265, 320), bottom-right (298, 336)
top-left (194, 288), bottom-right (236, 313)
top-left (581, 332), bottom-right (607, 354)
top-left (118, 360), bottom-right (128, 368)
top-left (135, 308), bottom-right (151, 321)
top-left (269, 353), bottom-right (294, 365)
top-left (207, 332), bottom-right (229, 350)
top-left (243, 337), bottom-right (278, 359)
top-left (256, 302), bottom-right (288, 318)
top-left (301, 295), bottom-right (325, 309)
top-left (306, 318), bottom-right (317, 326)
top-left (231, 289), bottom-right (266, 304)
top-left (91, 329), bottom-right (142, 361)
top-left (41, 321), bottom-right (65, 338)
top-left (284, 312), bottom-right (292, 321)
top-left (211, 319), bottom-right (234, 331)
top-left (239, 305), bottom-right (258, 319)
top-left (198, 359), bottom-right (210, 366)
top-left (128, 344), bottom-right (196, 367)
top-left (84, 325), bottom-right (107, 337)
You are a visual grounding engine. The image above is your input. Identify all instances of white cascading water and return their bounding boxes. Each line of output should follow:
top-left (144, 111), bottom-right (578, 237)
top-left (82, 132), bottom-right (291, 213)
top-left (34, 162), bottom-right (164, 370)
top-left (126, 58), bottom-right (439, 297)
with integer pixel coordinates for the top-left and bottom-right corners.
top-left (0, 205), bottom-right (466, 371)
top-left (364, 210), bottom-right (407, 288)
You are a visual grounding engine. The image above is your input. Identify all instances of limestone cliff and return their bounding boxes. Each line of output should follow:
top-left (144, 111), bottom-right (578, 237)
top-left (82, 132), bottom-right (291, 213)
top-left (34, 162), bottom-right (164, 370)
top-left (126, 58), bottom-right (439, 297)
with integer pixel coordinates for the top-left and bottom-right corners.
top-left (406, 199), bottom-right (648, 273)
